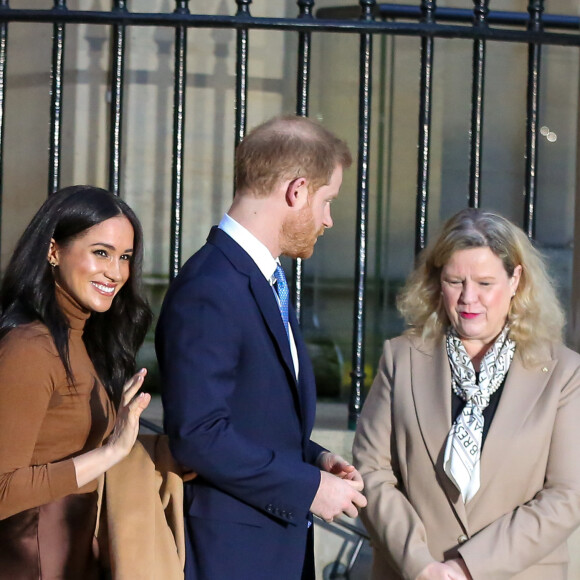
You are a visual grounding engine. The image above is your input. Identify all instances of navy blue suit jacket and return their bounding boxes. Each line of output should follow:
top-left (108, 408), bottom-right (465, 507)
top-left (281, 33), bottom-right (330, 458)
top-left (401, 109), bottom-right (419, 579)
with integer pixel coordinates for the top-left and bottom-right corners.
top-left (156, 227), bottom-right (325, 580)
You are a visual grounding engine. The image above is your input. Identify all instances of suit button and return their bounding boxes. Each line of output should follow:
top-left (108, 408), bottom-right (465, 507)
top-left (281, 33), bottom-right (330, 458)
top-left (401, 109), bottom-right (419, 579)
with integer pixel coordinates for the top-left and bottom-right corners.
top-left (288, 512), bottom-right (294, 520)
top-left (457, 534), bottom-right (468, 544)
top-left (266, 504), bottom-right (273, 513)
top-left (281, 510), bottom-right (287, 517)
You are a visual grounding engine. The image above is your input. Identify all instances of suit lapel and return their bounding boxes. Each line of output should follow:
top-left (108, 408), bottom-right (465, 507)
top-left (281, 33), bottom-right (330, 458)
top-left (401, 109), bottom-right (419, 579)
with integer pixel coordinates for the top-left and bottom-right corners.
top-left (289, 306), bottom-right (316, 437)
top-left (467, 353), bottom-right (556, 514)
top-left (208, 227), bottom-right (297, 385)
top-left (411, 339), bottom-right (469, 529)
top-left (248, 272), bottom-right (297, 383)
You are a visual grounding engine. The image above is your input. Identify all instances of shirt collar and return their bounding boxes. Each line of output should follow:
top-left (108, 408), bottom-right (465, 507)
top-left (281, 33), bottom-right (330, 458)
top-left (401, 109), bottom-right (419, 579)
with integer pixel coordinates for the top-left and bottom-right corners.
top-left (218, 213), bottom-right (278, 284)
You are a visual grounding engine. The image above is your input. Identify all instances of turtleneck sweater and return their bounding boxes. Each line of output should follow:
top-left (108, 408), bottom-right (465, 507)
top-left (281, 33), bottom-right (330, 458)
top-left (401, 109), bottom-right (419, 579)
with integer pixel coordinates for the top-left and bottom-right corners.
top-left (0, 286), bottom-right (115, 519)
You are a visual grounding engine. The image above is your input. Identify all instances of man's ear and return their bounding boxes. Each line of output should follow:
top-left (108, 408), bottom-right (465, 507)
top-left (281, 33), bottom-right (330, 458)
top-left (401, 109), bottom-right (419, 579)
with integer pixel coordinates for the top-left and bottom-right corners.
top-left (285, 177), bottom-right (309, 208)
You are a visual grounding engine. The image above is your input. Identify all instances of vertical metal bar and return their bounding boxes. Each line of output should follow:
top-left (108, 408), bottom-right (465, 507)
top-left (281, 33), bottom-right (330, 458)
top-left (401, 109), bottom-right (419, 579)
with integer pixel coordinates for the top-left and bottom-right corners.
top-left (468, 0), bottom-right (489, 208)
top-left (292, 0), bottom-right (314, 323)
top-left (169, 0), bottom-right (189, 281)
top-left (108, 0), bottom-right (127, 196)
top-left (49, 0), bottom-right (66, 196)
top-left (0, 0), bottom-right (8, 269)
top-left (415, 0), bottom-right (435, 255)
top-left (569, 63), bottom-right (580, 351)
top-left (349, 0), bottom-right (375, 430)
top-left (234, 0), bottom-right (251, 149)
top-left (296, 0), bottom-right (313, 118)
top-left (372, 32), bottom-right (393, 371)
top-left (524, 0), bottom-right (544, 239)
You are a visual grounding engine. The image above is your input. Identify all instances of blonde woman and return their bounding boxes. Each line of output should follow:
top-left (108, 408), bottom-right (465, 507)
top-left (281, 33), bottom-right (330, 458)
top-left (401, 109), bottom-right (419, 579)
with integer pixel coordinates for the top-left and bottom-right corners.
top-left (353, 208), bottom-right (580, 580)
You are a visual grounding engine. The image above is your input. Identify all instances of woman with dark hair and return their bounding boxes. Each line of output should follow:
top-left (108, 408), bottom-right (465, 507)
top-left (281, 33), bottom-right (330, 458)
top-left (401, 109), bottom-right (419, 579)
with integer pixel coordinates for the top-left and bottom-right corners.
top-left (0, 185), bottom-right (153, 578)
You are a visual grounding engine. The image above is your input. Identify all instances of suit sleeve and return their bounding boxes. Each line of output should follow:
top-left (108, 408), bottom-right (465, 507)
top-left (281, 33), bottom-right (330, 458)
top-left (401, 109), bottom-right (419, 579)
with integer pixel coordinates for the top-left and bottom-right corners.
top-left (458, 358), bottom-right (580, 579)
top-left (305, 440), bottom-right (326, 466)
top-left (0, 331), bottom-right (78, 519)
top-left (156, 274), bottom-right (321, 525)
top-left (352, 340), bottom-right (436, 580)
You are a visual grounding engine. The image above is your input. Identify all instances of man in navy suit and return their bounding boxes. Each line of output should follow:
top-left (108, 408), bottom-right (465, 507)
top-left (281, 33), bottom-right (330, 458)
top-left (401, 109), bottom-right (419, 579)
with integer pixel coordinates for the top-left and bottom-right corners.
top-left (156, 115), bottom-right (366, 579)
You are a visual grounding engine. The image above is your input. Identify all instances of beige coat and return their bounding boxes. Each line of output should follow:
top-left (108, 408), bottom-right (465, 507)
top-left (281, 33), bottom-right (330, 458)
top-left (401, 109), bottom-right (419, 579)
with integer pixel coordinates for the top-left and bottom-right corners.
top-left (352, 335), bottom-right (580, 580)
top-left (97, 434), bottom-right (195, 580)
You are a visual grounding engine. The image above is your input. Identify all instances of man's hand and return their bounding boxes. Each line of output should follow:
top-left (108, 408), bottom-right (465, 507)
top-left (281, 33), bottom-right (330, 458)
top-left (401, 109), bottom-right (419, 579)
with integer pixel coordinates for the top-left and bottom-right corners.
top-left (316, 451), bottom-right (364, 484)
top-left (310, 471), bottom-right (367, 522)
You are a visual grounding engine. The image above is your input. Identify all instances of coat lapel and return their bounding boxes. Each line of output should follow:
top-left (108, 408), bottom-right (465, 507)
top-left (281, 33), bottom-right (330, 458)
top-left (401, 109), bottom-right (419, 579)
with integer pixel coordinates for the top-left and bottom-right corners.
top-left (467, 352), bottom-right (556, 514)
top-left (411, 339), bottom-right (469, 530)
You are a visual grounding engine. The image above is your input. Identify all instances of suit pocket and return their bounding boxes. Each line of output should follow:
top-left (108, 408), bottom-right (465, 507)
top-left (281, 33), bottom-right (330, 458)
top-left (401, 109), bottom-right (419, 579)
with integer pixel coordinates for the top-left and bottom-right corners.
top-left (187, 485), bottom-right (267, 528)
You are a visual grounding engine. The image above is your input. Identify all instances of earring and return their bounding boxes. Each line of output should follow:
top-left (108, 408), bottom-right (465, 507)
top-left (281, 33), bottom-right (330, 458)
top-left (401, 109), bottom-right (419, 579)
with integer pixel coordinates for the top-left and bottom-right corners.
top-left (49, 261), bottom-right (57, 268)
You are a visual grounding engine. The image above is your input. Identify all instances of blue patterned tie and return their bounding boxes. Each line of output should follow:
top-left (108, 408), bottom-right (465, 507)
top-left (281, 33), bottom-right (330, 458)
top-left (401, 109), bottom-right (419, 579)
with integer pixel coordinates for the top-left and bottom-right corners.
top-left (273, 264), bottom-right (290, 339)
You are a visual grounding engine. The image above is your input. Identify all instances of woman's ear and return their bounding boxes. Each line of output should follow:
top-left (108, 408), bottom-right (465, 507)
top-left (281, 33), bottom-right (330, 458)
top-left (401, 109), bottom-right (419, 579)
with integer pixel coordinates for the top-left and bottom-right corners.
top-left (284, 177), bottom-right (309, 208)
top-left (511, 264), bottom-right (523, 293)
top-left (47, 238), bottom-right (59, 268)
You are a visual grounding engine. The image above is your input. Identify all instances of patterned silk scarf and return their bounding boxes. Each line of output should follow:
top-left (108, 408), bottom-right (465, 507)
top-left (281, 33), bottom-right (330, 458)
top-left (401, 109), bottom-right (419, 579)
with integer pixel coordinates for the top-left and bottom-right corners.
top-left (443, 326), bottom-right (515, 503)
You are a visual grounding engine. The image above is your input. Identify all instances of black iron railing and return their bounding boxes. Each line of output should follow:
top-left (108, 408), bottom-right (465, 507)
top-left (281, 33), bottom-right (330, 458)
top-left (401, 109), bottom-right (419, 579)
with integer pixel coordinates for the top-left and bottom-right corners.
top-left (0, 1), bottom-right (578, 428)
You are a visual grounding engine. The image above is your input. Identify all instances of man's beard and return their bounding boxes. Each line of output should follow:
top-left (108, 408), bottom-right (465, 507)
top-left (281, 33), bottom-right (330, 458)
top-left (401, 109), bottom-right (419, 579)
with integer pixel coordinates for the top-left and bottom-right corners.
top-left (280, 206), bottom-right (324, 259)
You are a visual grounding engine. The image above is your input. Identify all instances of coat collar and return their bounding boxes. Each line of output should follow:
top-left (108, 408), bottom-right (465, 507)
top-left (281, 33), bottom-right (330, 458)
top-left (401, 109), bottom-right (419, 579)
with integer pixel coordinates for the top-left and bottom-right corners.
top-left (410, 335), bottom-right (556, 531)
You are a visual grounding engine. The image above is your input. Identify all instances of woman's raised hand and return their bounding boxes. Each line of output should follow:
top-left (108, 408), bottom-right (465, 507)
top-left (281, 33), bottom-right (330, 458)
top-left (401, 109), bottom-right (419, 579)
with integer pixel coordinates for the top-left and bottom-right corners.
top-left (106, 368), bottom-right (151, 460)
top-left (73, 369), bottom-right (151, 487)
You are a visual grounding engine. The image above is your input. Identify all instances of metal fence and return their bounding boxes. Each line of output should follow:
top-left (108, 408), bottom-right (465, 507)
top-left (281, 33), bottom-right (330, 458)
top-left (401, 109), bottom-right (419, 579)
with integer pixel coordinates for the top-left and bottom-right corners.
top-left (0, 1), bottom-right (578, 428)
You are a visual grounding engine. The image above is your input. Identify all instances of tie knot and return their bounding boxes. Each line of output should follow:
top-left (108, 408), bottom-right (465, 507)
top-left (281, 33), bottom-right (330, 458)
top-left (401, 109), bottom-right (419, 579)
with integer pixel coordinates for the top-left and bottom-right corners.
top-left (274, 264), bottom-right (288, 290)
